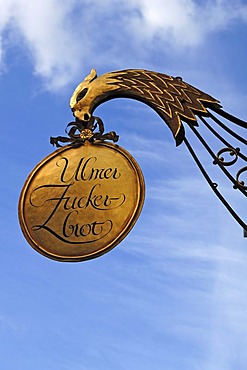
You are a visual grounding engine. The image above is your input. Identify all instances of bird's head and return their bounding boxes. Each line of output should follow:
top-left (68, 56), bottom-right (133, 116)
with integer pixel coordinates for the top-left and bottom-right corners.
top-left (70, 68), bottom-right (98, 122)
top-left (70, 68), bottom-right (119, 123)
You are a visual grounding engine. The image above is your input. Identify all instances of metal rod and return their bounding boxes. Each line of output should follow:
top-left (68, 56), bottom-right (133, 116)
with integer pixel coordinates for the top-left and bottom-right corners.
top-left (184, 137), bottom-right (247, 236)
top-left (198, 115), bottom-right (247, 162)
top-left (211, 106), bottom-right (247, 129)
top-left (207, 110), bottom-right (247, 146)
top-left (187, 123), bottom-right (247, 196)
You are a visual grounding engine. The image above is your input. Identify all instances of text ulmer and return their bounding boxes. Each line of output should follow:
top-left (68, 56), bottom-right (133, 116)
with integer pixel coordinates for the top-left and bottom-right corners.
top-left (58, 156), bottom-right (121, 182)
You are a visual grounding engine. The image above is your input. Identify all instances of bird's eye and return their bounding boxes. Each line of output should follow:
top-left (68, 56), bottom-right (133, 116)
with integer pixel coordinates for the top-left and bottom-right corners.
top-left (76, 88), bottom-right (88, 102)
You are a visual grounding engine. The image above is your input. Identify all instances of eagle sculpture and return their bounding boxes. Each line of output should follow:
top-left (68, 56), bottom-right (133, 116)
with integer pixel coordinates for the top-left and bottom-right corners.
top-left (69, 68), bottom-right (221, 146)
top-left (52, 68), bottom-right (247, 235)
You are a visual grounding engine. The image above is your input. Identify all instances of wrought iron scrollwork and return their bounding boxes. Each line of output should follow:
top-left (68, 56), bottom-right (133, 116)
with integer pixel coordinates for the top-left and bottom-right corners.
top-left (235, 167), bottom-right (247, 190)
top-left (211, 146), bottom-right (247, 192)
top-left (213, 147), bottom-right (240, 166)
top-left (186, 109), bottom-right (247, 235)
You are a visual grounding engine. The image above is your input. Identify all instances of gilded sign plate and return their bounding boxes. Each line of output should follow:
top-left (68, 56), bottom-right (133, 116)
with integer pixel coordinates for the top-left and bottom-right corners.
top-left (19, 141), bottom-right (145, 261)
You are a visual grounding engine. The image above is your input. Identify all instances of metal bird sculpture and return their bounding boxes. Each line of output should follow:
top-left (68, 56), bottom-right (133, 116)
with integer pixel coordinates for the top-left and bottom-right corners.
top-left (51, 68), bottom-right (247, 235)
top-left (69, 68), bottom-right (221, 146)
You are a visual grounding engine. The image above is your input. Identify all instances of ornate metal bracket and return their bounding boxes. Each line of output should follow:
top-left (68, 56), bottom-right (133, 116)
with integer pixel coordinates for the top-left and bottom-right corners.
top-left (50, 115), bottom-right (119, 147)
top-left (58, 68), bottom-right (247, 236)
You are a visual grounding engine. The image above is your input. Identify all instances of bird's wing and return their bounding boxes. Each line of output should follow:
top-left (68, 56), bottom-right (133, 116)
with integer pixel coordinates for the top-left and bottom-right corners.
top-left (105, 69), bottom-right (221, 145)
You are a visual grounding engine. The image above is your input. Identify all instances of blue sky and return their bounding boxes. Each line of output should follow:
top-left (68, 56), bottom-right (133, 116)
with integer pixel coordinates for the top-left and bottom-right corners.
top-left (1, 0), bottom-right (247, 369)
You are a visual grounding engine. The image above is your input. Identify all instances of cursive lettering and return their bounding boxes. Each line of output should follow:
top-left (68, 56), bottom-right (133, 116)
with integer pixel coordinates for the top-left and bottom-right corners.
top-left (57, 156), bottom-right (121, 183)
top-left (29, 154), bottom-right (128, 245)
top-left (30, 182), bottom-right (124, 244)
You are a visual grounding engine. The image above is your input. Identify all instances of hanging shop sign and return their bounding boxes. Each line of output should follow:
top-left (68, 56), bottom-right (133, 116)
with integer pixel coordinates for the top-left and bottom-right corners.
top-left (19, 67), bottom-right (247, 262)
top-left (19, 141), bottom-right (145, 261)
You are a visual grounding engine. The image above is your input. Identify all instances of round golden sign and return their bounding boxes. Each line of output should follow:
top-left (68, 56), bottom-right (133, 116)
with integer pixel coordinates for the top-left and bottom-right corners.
top-left (19, 141), bottom-right (145, 262)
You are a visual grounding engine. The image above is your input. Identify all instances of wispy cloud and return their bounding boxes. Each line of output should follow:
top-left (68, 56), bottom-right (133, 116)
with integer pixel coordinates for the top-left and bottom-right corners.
top-left (1, 0), bottom-right (247, 90)
top-left (126, 174), bottom-right (247, 369)
top-left (119, 128), bottom-right (247, 368)
top-left (126, 0), bottom-right (247, 46)
top-left (0, 0), bottom-right (84, 89)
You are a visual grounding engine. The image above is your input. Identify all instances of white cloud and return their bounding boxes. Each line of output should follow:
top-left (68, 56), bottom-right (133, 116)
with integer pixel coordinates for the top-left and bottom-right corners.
top-left (0, 0), bottom-right (87, 89)
top-left (126, 0), bottom-right (247, 46)
top-left (125, 0), bottom-right (200, 45)
top-left (0, 0), bottom-right (247, 89)
top-left (15, 1), bottom-right (78, 87)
